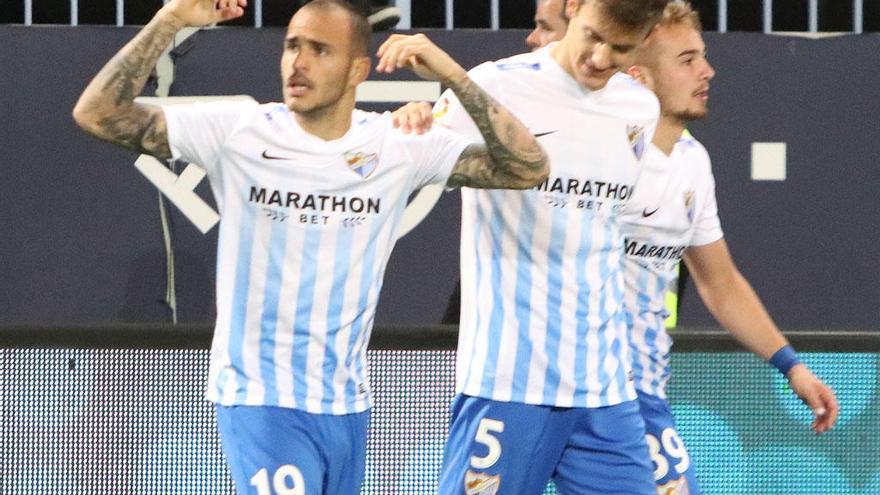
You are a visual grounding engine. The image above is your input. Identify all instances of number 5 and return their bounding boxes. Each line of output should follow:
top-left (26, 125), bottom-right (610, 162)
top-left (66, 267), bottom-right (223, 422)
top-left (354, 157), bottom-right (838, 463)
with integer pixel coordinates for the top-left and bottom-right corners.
top-left (470, 418), bottom-right (505, 469)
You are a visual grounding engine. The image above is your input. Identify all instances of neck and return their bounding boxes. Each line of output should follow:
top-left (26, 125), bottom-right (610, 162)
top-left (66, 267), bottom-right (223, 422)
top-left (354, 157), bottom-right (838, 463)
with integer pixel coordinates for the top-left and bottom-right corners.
top-left (653, 115), bottom-right (686, 156)
top-left (549, 41), bottom-right (576, 81)
top-left (294, 91), bottom-right (356, 141)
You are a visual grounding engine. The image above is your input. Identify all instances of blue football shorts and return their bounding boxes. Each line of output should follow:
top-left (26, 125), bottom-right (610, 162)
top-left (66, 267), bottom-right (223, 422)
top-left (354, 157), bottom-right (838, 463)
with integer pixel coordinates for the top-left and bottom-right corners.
top-left (215, 405), bottom-right (370, 495)
top-left (637, 391), bottom-right (702, 495)
top-left (438, 394), bottom-right (656, 494)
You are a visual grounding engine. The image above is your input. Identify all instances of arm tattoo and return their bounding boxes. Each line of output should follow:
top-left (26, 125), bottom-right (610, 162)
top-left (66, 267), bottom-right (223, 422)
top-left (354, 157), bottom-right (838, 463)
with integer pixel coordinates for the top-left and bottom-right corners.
top-left (74, 14), bottom-right (183, 159)
top-left (445, 77), bottom-right (548, 189)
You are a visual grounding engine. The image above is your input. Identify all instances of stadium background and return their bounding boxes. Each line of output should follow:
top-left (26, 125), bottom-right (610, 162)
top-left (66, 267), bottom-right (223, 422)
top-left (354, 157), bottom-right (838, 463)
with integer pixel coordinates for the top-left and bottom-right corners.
top-left (1, 1), bottom-right (879, 493)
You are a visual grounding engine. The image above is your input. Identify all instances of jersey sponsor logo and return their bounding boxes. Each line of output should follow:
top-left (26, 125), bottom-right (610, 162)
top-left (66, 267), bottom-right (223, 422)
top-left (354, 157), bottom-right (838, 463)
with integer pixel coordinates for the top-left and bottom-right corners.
top-left (464, 470), bottom-right (500, 495)
top-left (261, 149), bottom-right (298, 161)
top-left (535, 176), bottom-right (634, 201)
top-left (627, 124), bottom-right (647, 160)
top-left (495, 61), bottom-right (540, 71)
top-left (684, 190), bottom-right (695, 224)
top-left (624, 239), bottom-right (687, 263)
top-left (345, 151), bottom-right (379, 179)
top-left (643, 207), bottom-right (660, 217)
top-left (536, 176), bottom-right (633, 213)
top-left (249, 186), bottom-right (381, 215)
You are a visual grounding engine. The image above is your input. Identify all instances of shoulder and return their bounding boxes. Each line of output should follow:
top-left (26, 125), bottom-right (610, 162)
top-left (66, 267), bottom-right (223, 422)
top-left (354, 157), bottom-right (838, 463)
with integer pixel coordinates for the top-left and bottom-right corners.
top-left (594, 73), bottom-right (659, 122)
top-left (468, 50), bottom-right (543, 83)
top-left (675, 130), bottom-right (712, 175)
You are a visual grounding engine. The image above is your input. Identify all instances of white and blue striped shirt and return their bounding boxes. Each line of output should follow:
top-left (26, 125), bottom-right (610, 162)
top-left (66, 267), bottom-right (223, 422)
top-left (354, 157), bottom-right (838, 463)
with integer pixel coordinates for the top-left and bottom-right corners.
top-left (620, 133), bottom-right (723, 398)
top-left (436, 46), bottom-right (659, 408)
top-left (163, 101), bottom-right (469, 414)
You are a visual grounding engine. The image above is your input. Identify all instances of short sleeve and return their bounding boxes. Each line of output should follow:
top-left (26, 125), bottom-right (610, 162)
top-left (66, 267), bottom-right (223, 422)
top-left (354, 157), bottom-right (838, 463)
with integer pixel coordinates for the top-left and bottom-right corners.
top-left (432, 62), bottom-right (504, 144)
top-left (393, 124), bottom-right (471, 189)
top-left (690, 165), bottom-right (724, 247)
top-left (161, 100), bottom-right (257, 173)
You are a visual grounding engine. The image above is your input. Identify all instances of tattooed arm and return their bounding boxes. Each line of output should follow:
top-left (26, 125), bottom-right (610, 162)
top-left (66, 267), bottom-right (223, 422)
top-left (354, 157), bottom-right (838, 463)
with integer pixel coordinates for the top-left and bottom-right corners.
top-left (376, 34), bottom-right (549, 190)
top-left (72, 0), bottom-right (245, 159)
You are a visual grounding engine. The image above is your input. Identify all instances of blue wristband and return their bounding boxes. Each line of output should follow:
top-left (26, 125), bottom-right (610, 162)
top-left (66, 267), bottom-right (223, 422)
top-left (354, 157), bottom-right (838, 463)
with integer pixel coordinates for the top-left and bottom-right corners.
top-left (769, 345), bottom-right (801, 376)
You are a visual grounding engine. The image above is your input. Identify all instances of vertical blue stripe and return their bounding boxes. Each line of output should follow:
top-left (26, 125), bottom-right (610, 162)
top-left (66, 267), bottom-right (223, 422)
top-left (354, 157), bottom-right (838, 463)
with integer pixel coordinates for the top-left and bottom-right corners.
top-left (344, 221), bottom-right (381, 410)
top-left (291, 227), bottom-right (323, 408)
top-left (541, 209), bottom-right (567, 404)
top-left (573, 216), bottom-right (594, 408)
top-left (509, 199), bottom-right (536, 403)
top-left (630, 265), bottom-right (652, 390)
top-left (479, 193), bottom-right (508, 397)
top-left (258, 221), bottom-right (289, 406)
top-left (610, 233), bottom-right (630, 398)
top-left (321, 228), bottom-right (355, 413)
top-left (647, 274), bottom-right (665, 393)
top-left (227, 210), bottom-right (257, 404)
top-left (594, 222), bottom-right (613, 406)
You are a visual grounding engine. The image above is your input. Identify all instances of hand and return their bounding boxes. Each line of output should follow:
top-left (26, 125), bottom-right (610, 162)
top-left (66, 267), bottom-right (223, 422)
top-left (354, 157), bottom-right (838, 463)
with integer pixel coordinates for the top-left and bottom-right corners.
top-left (160, 0), bottom-right (247, 28)
top-left (786, 364), bottom-right (839, 434)
top-left (376, 34), bottom-right (468, 86)
top-left (392, 102), bottom-right (434, 135)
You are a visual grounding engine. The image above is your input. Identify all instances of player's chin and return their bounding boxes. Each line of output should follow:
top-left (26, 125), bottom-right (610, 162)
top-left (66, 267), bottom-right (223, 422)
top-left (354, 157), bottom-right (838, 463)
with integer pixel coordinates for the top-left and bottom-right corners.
top-left (284, 97), bottom-right (311, 114)
top-left (580, 73), bottom-right (612, 91)
top-left (677, 107), bottom-right (707, 122)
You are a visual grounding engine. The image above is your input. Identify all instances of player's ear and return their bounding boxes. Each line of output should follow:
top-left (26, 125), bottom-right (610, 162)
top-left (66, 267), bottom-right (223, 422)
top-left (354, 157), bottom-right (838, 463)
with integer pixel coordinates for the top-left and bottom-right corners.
top-left (565, 0), bottom-right (580, 20)
top-left (627, 65), bottom-right (654, 91)
top-left (349, 55), bottom-right (371, 87)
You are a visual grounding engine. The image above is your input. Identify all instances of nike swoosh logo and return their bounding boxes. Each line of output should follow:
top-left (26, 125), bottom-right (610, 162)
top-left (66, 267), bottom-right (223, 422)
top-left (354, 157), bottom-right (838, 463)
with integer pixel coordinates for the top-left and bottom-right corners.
top-left (642, 207), bottom-right (660, 217)
top-left (262, 150), bottom-right (298, 161)
top-left (533, 130), bottom-right (559, 138)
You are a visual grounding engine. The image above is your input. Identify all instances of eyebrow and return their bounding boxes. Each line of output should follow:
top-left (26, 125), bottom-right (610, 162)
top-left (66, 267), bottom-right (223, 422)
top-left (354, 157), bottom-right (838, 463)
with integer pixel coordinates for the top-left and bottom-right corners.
top-left (583, 26), bottom-right (635, 52)
top-left (285, 35), bottom-right (330, 51)
top-left (677, 48), bottom-right (704, 58)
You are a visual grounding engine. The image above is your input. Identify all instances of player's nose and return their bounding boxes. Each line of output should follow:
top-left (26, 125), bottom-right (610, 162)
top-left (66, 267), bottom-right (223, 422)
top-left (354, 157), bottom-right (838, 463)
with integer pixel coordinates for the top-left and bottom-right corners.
top-left (591, 43), bottom-right (612, 70)
top-left (526, 29), bottom-right (541, 50)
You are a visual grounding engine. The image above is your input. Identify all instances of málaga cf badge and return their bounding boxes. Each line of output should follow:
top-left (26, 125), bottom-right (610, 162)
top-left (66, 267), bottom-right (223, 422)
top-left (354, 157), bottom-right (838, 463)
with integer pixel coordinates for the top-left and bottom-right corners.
top-left (684, 190), bottom-right (695, 224)
top-left (627, 124), bottom-right (647, 160)
top-left (464, 470), bottom-right (500, 495)
top-left (345, 151), bottom-right (379, 179)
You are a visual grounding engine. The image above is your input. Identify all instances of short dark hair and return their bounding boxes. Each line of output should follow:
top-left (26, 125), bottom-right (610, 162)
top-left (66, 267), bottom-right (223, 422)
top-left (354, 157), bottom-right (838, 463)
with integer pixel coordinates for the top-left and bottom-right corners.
top-left (582, 0), bottom-right (669, 33)
top-left (300, 0), bottom-right (371, 57)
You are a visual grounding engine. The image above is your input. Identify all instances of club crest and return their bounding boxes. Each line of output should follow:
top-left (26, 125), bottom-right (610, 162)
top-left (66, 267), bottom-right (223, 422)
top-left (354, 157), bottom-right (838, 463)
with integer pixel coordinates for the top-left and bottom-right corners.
top-left (627, 124), bottom-right (647, 160)
top-left (344, 151), bottom-right (379, 179)
top-left (658, 476), bottom-right (691, 495)
top-left (464, 470), bottom-right (500, 495)
top-left (684, 190), bottom-right (695, 224)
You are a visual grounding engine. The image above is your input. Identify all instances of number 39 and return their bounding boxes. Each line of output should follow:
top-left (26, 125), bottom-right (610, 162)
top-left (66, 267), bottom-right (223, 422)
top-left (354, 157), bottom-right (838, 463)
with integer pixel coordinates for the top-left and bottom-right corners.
top-left (645, 427), bottom-right (690, 481)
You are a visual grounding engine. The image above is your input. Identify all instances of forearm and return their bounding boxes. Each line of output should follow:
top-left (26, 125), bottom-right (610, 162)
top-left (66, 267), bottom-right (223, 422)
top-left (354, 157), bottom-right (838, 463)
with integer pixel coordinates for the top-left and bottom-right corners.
top-left (72, 8), bottom-right (184, 155)
top-left (446, 76), bottom-right (548, 187)
top-left (696, 268), bottom-right (788, 360)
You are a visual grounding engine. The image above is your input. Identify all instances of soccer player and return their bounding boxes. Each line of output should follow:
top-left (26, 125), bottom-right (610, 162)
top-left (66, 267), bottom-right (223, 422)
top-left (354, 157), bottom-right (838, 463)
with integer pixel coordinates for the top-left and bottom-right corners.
top-left (526, 0), bottom-right (569, 51)
top-left (396, 0), bottom-right (668, 492)
top-left (72, 0), bottom-right (548, 493)
top-left (621, 3), bottom-right (839, 493)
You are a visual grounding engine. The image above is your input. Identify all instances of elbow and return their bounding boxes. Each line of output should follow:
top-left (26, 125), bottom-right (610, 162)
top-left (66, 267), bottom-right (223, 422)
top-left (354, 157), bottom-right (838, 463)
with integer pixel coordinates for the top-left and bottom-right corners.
top-left (72, 99), bottom-right (99, 135)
